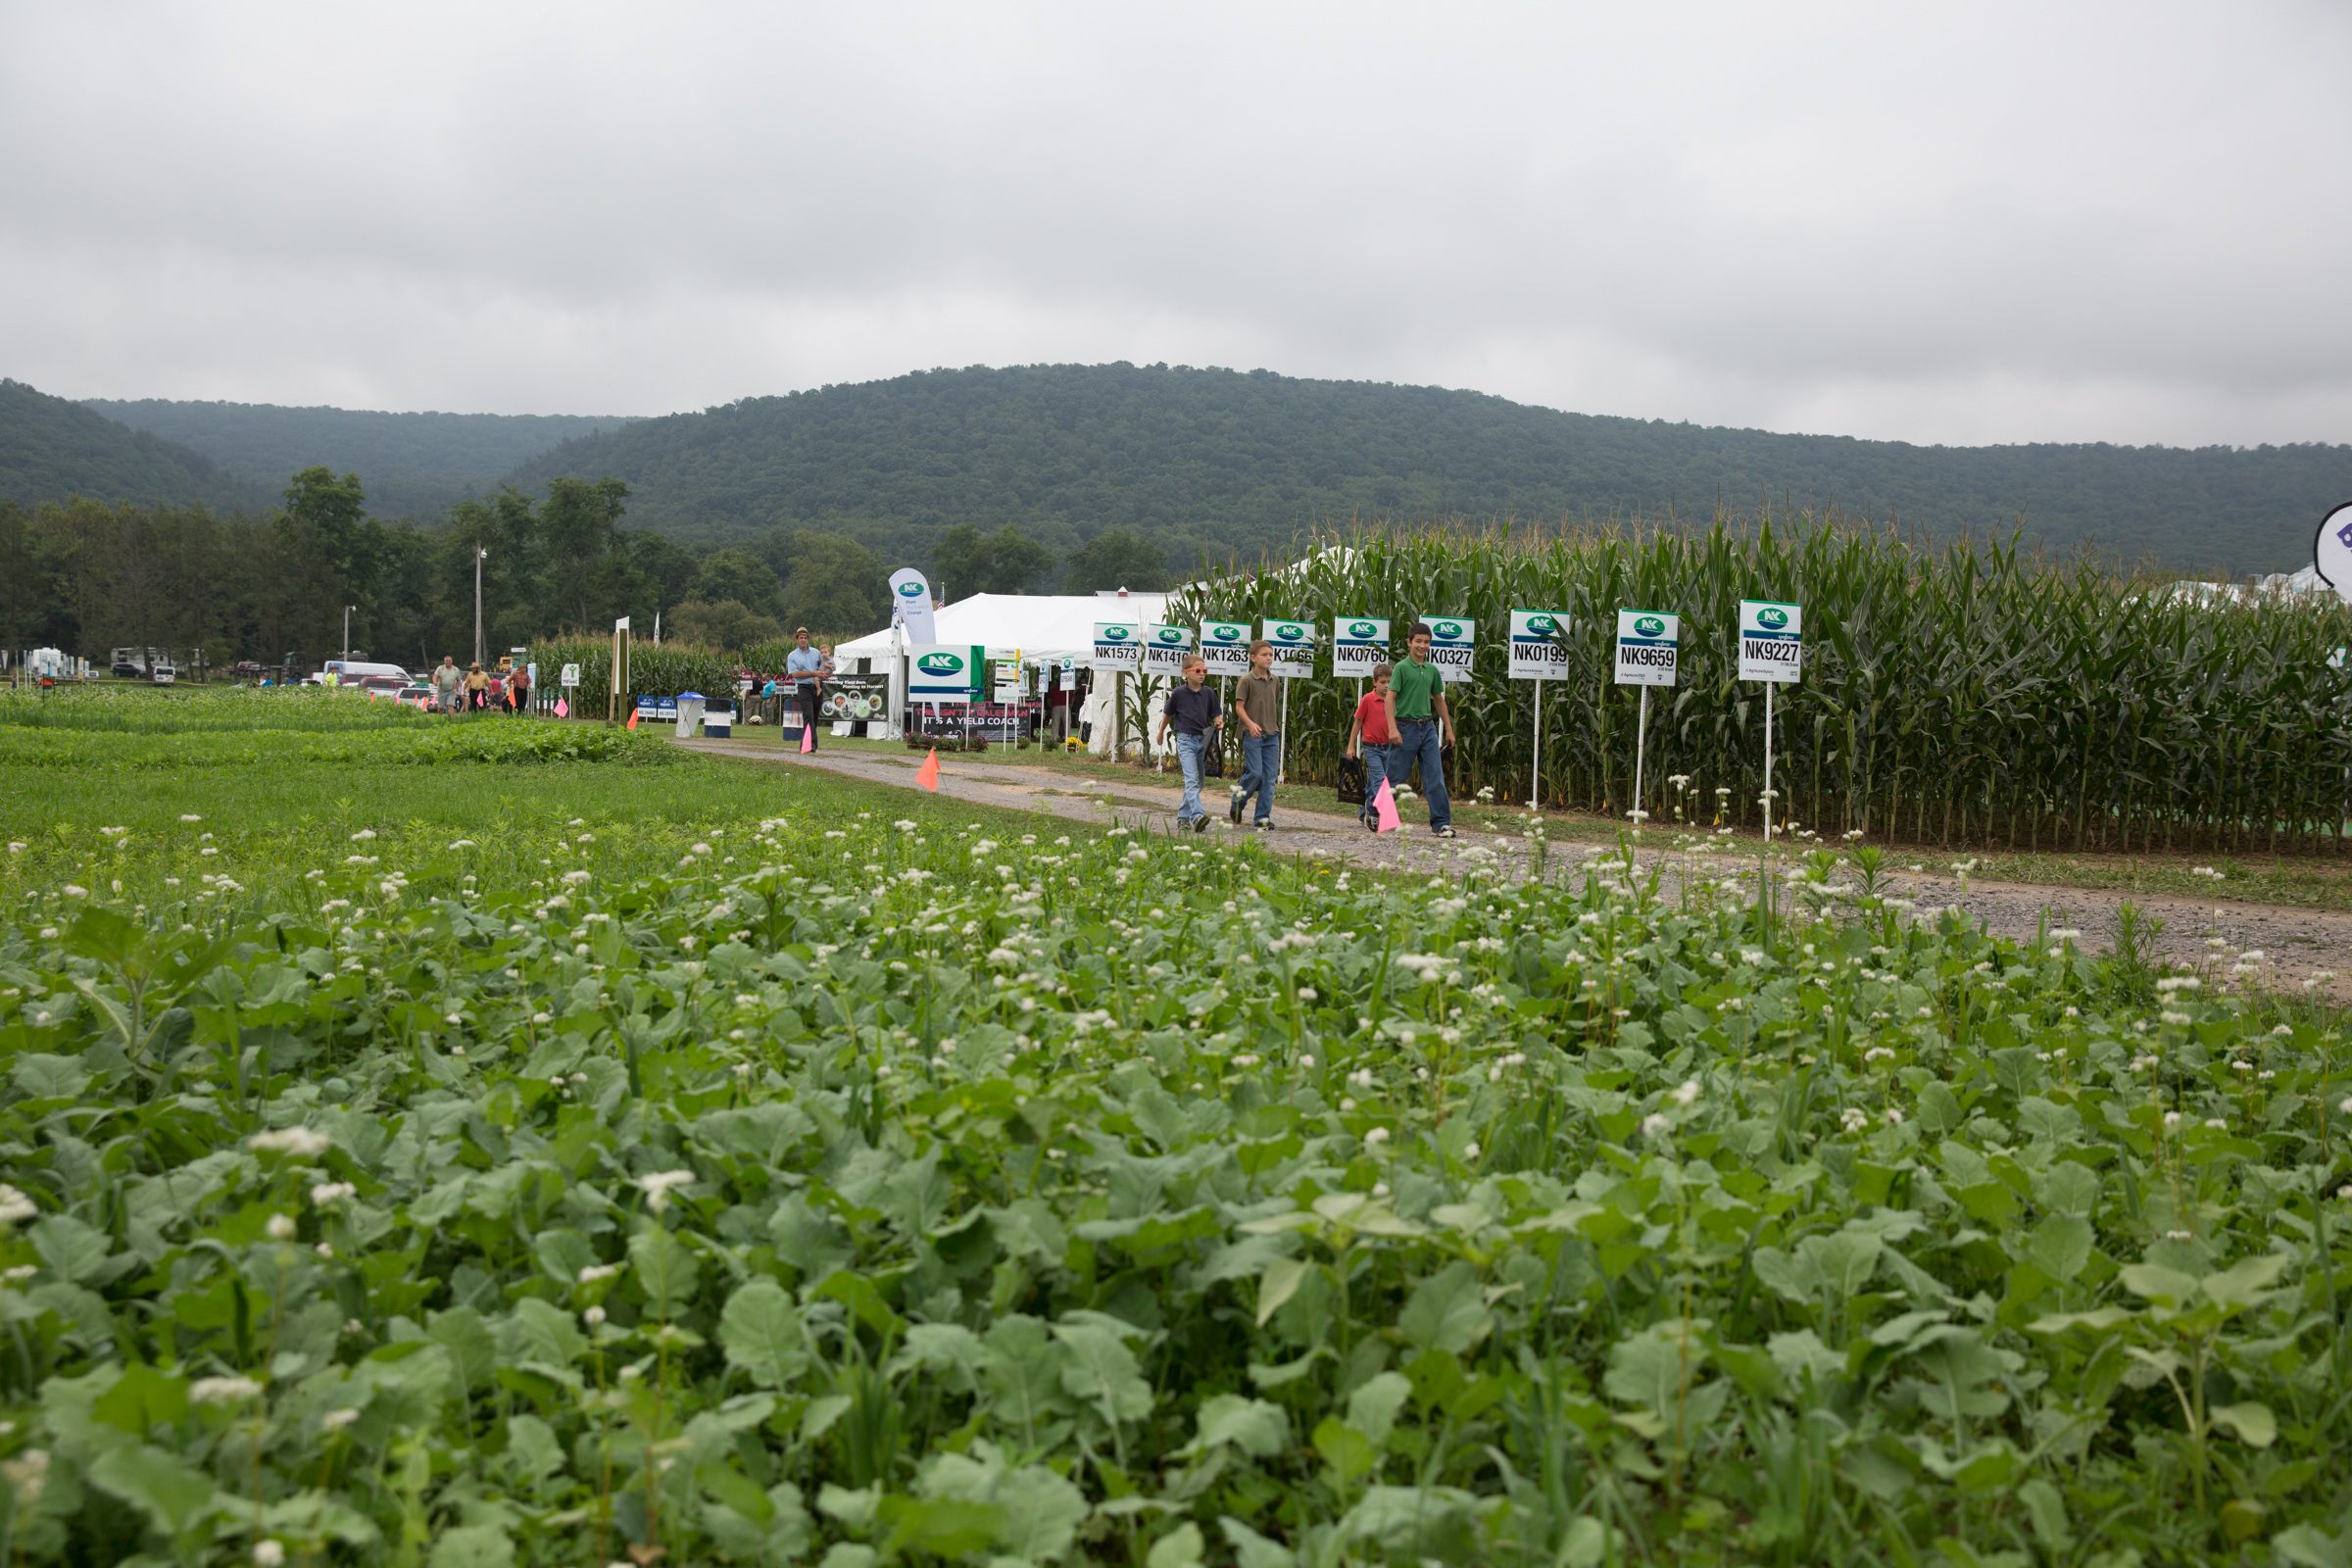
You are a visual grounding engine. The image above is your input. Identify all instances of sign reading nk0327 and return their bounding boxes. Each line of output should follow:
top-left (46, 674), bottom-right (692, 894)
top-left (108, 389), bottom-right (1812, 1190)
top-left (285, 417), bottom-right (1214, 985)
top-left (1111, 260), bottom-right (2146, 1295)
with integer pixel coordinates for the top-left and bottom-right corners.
top-left (1613, 610), bottom-right (1679, 687)
top-left (1738, 600), bottom-right (1802, 683)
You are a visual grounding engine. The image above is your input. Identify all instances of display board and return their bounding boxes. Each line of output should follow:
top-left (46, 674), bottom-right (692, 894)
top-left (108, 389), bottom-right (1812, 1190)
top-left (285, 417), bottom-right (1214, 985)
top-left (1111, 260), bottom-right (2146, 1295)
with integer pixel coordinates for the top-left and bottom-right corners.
top-left (1091, 621), bottom-right (1142, 670)
top-left (1507, 611), bottom-right (1573, 680)
top-left (1423, 615), bottom-right (1476, 676)
top-left (1332, 616), bottom-right (1391, 677)
top-left (907, 644), bottom-right (984, 703)
top-left (1262, 618), bottom-right (1316, 679)
top-left (1141, 623), bottom-right (1196, 677)
top-left (1738, 600), bottom-right (1803, 683)
top-left (1613, 610), bottom-right (1680, 687)
top-left (1199, 620), bottom-right (1253, 676)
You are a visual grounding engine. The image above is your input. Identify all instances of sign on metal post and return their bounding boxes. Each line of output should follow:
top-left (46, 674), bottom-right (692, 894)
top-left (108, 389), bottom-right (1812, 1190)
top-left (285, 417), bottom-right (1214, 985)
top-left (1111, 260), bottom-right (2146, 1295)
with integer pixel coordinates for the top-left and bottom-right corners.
top-left (1141, 623), bottom-right (1195, 678)
top-left (1198, 620), bottom-right (1252, 676)
top-left (1615, 609), bottom-right (1677, 825)
top-left (1261, 620), bottom-right (1315, 679)
top-left (560, 663), bottom-right (580, 688)
top-left (1508, 611), bottom-right (1572, 809)
top-left (1423, 616), bottom-right (1475, 676)
top-left (1738, 601), bottom-right (1803, 683)
top-left (1740, 600), bottom-right (1802, 840)
top-left (1090, 621), bottom-right (1142, 670)
top-left (907, 644), bottom-right (984, 704)
top-left (1332, 616), bottom-right (1390, 677)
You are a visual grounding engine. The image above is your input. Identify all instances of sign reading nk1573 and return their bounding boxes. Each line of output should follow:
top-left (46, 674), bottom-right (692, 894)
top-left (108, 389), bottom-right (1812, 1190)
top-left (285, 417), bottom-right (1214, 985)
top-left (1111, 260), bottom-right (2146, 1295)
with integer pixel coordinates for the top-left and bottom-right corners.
top-left (1613, 610), bottom-right (1679, 687)
top-left (1091, 621), bottom-right (1142, 670)
top-left (1738, 600), bottom-right (1802, 683)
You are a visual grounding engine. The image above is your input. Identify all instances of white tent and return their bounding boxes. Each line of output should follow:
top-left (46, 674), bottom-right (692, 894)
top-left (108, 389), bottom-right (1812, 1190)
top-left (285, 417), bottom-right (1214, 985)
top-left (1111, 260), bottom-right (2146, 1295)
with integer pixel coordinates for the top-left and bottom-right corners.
top-left (833, 590), bottom-right (1176, 753)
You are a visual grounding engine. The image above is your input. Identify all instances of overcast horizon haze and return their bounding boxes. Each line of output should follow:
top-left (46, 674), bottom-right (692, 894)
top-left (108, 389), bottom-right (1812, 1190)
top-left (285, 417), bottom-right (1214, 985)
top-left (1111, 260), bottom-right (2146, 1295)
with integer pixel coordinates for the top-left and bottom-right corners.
top-left (3, 3), bottom-right (2347, 452)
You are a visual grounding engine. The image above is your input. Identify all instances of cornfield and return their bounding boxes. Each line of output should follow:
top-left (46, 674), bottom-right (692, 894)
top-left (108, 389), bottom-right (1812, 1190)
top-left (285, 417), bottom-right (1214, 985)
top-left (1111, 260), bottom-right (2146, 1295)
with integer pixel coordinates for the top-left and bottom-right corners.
top-left (528, 638), bottom-right (743, 721)
top-left (1168, 510), bottom-right (2352, 853)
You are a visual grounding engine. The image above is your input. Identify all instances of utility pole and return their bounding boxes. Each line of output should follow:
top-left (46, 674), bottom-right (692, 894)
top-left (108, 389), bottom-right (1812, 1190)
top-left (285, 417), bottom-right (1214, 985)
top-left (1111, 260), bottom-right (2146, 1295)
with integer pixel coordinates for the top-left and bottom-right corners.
top-left (342, 606), bottom-right (354, 668)
top-left (473, 547), bottom-right (488, 668)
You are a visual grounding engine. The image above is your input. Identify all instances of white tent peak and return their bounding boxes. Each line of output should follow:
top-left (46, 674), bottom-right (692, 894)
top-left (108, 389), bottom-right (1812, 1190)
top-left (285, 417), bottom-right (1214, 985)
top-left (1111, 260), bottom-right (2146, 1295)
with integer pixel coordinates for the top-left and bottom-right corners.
top-left (835, 591), bottom-right (1173, 662)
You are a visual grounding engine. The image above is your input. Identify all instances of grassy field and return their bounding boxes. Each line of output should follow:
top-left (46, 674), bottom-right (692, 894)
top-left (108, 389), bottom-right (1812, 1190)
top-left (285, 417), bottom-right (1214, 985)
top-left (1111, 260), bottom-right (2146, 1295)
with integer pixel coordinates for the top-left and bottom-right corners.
top-left (1, 689), bottom-right (2349, 1567)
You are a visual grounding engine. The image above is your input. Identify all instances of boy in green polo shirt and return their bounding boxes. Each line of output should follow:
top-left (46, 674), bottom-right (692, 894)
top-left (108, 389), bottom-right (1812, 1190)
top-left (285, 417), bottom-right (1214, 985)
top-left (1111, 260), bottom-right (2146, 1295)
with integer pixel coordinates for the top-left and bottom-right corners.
top-left (1391, 622), bottom-right (1456, 837)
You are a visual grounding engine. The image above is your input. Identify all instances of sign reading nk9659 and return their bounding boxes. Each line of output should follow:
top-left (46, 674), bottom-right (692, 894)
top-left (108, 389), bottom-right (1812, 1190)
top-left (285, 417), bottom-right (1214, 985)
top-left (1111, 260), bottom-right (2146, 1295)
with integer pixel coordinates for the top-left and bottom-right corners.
top-left (1738, 600), bottom-right (1803, 683)
top-left (1613, 609), bottom-right (1679, 688)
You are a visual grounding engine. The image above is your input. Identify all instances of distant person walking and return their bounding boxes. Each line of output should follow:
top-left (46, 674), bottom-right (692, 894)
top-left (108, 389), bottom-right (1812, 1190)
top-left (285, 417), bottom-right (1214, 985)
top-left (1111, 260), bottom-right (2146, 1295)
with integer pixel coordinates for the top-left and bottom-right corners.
top-left (432, 656), bottom-right (462, 713)
top-left (1154, 654), bottom-right (1223, 833)
top-left (1346, 661), bottom-right (1400, 832)
top-left (465, 662), bottom-right (489, 712)
top-left (1228, 639), bottom-right (1281, 830)
top-left (786, 627), bottom-right (825, 751)
top-left (1391, 623), bottom-right (1457, 838)
top-left (1045, 662), bottom-right (1070, 747)
top-left (508, 663), bottom-right (530, 714)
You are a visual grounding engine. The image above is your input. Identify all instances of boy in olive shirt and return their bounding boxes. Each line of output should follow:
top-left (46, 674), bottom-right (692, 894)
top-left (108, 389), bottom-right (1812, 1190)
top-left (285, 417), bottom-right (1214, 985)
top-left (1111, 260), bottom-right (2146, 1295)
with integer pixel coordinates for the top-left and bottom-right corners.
top-left (1229, 640), bottom-right (1282, 828)
top-left (1391, 622), bottom-right (1456, 837)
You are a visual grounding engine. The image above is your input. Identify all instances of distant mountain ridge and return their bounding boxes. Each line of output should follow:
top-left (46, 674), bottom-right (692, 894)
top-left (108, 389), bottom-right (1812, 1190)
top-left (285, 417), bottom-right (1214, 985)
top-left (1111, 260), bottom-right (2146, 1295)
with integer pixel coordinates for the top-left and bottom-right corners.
top-left (83, 398), bottom-right (636, 517)
top-left (504, 363), bottom-right (2352, 575)
top-left (0, 378), bottom-right (266, 513)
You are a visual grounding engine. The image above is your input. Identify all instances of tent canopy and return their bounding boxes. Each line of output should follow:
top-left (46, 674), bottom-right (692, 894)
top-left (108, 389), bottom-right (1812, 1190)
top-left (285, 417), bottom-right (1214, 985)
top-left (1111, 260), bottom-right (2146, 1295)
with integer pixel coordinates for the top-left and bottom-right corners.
top-left (833, 591), bottom-right (1172, 664)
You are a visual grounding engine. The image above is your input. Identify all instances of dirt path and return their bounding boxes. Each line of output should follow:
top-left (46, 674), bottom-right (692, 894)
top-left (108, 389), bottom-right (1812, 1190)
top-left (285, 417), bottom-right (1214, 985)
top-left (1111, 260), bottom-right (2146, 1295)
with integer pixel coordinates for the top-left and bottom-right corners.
top-left (682, 740), bottom-right (2352, 991)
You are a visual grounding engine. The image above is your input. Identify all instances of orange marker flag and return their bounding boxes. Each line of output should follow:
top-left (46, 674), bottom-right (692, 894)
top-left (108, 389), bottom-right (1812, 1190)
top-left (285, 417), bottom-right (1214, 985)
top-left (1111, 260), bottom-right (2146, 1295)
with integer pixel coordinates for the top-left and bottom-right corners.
top-left (915, 747), bottom-right (940, 792)
top-left (626, 707), bottom-right (640, 730)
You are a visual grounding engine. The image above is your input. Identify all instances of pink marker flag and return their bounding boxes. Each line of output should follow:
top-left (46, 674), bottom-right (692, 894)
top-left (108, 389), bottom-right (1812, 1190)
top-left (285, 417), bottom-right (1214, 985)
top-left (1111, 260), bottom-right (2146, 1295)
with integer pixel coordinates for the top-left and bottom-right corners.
top-left (554, 698), bottom-right (568, 717)
top-left (800, 719), bottom-right (815, 754)
top-left (1372, 778), bottom-right (1401, 832)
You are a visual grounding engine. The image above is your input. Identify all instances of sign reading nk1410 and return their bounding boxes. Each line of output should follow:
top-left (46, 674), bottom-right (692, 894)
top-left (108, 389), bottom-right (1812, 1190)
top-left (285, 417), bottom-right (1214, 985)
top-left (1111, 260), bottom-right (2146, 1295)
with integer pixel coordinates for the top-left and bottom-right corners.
top-left (1738, 600), bottom-right (1802, 684)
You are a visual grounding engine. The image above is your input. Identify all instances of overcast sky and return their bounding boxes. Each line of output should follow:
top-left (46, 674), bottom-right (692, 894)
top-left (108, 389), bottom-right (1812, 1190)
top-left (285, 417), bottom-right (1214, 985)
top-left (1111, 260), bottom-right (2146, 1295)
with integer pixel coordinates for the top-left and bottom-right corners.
top-left (2, 2), bottom-right (2346, 448)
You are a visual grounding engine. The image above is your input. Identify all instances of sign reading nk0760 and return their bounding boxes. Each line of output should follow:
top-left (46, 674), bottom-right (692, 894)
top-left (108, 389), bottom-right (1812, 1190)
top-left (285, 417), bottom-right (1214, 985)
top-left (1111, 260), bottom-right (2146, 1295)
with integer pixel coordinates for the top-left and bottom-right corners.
top-left (1613, 609), bottom-right (1679, 687)
top-left (1738, 600), bottom-right (1802, 683)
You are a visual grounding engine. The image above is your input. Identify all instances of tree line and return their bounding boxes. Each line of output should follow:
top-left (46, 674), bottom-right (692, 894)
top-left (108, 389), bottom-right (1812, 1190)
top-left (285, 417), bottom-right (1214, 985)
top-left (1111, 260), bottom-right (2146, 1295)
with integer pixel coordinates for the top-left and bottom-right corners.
top-left (0, 468), bottom-right (908, 671)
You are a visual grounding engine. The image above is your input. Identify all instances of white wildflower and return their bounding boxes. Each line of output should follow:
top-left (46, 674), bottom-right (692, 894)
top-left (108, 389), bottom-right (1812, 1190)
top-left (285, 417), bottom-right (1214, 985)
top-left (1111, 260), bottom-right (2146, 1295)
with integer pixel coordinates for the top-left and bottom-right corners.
top-left (249, 1127), bottom-right (331, 1157)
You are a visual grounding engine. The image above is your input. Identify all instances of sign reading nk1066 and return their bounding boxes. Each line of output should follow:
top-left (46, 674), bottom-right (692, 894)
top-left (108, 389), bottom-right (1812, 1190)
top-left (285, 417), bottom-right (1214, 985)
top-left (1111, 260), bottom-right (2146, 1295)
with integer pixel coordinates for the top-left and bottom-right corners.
top-left (1738, 600), bottom-right (1802, 683)
top-left (1613, 609), bottom-right (1679, 688)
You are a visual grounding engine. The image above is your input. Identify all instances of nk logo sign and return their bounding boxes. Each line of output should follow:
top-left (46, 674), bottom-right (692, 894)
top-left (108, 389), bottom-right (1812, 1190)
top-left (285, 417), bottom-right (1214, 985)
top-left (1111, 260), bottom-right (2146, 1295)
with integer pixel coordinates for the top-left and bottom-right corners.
top-left (1525, 614), bottom-right (1556, 634)
top-left (916, 653), bottom-right (964, 676)
top-left (1101, 626), bottom-right (1130, 642)
top-left (1154, 628), bottom-right (1184, 645)
top-left (898, 581), bottom-right (924, 599)
top-left (1634, 615), bottom-right (1666, 638)
top-left (1211, 626), bottom-right (1241, 642)
top-left (1757, 606), bottom-right (1789, 629)
top-left (1274, 624), bottom-right (1305, 642)
top-left (1434, 620), bottom-right (1462, 638)
top-left (1348, 620), bottom-right (1379, 638)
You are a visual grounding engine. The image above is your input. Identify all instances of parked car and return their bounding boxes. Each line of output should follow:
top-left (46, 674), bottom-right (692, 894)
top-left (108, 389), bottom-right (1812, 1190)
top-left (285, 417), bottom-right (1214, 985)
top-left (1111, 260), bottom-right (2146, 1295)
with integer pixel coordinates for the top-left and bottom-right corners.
top-left (149, 662), bottom-right (176, 685)
top-left (111, 662), bottom-right (143, 679)
top-left (358, 674), bottom-right (406, 694)
top-left (394, 684), bottom-right (434, 706)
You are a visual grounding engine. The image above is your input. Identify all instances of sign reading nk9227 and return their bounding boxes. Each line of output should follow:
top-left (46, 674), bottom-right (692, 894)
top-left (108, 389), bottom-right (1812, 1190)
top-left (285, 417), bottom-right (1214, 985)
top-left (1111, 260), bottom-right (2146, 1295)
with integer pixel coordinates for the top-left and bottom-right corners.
top-left (1613, 609), bottom-right (1679, 687)
top-left (1738, 600), bottom-right (1803, 683)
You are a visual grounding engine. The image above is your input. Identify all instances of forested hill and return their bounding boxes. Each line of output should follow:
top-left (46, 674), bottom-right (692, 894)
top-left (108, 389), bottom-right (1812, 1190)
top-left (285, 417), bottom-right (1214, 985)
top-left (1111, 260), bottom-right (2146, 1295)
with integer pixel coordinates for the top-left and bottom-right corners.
top-left (506, 363), bottom-right (2352, 575)
top-left (0, 378), bottom-right (266, 513)
top-left (83, 398), bottom-right (635, 518)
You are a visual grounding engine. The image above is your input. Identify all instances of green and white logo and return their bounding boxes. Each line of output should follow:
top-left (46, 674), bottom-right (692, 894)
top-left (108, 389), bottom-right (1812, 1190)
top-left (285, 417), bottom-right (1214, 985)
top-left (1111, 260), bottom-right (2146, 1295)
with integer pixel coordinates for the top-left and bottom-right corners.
top-left (1212, 625), bottom-right (1241, 642)
top-left (1275, 624), bottom-right (1304, 642)
top-left (1155, 627), bottom-right (1182, 644)
top-left (916, 653), bottom-right (963, 675)
top-left (1527, 613), bottom-right (1555, 634)
top-left (1348, 619), bottom-right (1378, 638)
top-left (1102, 626), bottom-right (1130, 642)
top-left (1758, 606), bottom-right (1788, 629)
top-left (898, 581), bottom-right (924, 598)
top-left (1434, 620), bottom-right (1461, 638)
top-left (1635, 615), bottom-right (1665, 638)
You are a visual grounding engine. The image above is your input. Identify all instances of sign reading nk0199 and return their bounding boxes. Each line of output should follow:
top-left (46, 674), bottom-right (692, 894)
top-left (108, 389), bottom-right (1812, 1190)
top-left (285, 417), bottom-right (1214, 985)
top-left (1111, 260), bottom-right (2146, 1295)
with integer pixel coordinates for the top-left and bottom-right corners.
top-left (1613, 610), bottom-right (1679, 687)
top-left (1738, 600), bottom-right (1802, 684)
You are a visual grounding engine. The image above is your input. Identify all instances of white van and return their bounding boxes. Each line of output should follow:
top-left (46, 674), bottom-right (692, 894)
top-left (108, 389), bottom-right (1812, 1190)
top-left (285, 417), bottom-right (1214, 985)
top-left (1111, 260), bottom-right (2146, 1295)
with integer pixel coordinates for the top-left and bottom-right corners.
top-left (313, 661), bottom-right (410, 687)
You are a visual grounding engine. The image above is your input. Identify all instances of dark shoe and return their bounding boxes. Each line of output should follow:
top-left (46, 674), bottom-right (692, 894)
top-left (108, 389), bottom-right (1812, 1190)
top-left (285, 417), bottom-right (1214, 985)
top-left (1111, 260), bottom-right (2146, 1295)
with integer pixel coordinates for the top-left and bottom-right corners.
top-left (1228, 790), bottom-right (1245, 825)
top-left (1434, 825), bottom-right (1457, 839)
top-left (1254, 820), bottom-right (1274, 832)
top-left (1192, 814), bottom-right (1209, 834)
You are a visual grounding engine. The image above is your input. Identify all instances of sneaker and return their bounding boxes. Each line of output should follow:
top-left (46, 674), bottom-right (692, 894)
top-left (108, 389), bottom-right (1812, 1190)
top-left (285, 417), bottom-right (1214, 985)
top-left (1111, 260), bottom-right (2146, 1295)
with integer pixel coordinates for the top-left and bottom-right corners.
top-left (1228, 790), bottom-right (1245, 825)
top-left (1192, 814), bottom-right (1209, 834)
top-left (1254, 820), bottom-right (1274, 832)
top-left (1434, 825), bottom-right (1457, 839)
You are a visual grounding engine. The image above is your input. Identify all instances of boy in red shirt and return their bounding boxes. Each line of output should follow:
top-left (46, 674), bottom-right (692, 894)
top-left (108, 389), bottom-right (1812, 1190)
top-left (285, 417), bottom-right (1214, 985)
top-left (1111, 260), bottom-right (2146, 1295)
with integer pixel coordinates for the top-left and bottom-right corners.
top-left (1345, 662), bottom-right (1399, 832)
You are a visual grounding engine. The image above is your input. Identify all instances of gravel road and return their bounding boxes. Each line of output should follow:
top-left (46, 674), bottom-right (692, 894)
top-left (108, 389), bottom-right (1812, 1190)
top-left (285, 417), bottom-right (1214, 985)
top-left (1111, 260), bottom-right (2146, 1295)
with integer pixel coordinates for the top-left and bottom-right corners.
top-left (682, 740), bottom-right (2352, 992)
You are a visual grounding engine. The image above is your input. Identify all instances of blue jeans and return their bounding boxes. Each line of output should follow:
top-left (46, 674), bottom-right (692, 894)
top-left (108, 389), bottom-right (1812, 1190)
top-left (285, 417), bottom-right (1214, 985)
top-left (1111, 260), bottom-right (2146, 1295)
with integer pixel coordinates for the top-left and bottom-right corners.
top-left (1174, 732), bottom-right (1207, 820)
top-left (1360, 742), bottom-right (1401, 818)
top-left (1396, 718), bottom-right (1448, 830)
top-left (1237, 732), bottom-right (1280, 822)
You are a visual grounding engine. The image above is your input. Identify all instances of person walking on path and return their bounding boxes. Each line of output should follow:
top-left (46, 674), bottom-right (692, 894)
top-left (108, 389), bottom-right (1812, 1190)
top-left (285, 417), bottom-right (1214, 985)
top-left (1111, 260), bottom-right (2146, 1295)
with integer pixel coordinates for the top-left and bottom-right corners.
top-left (465, 662), bottom-right (490, 711)
top-left (508, 662), bottom-right (531, 715)
top-left (1228, 639), bottom-right (1281, 830)
top-left (786, 628), bottom-right (826, 751)
top-left (1346, 661), bottom-right (1401, 832)
top-left (1391, 623), bottom-right (1457, 837)
top-left (1155, 654), bottom-right (1224, 833)
top-left (431, 656), bottom-right (462, 713)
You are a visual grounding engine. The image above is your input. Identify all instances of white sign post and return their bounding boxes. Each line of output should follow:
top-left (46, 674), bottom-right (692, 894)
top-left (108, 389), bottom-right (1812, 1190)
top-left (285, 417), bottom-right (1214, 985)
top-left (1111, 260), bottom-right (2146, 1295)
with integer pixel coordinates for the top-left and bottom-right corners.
top-left (1739, 600), bottom-right (1803, 841)
top-left (1614, 610), bottom-right (1679, 824)
top-left (1508, 610), bottom-right (1573, 808)
top-left (1262, 619), bottom-right (1315, 782)
top-left (1093, 621), bottom-right (1142, 760)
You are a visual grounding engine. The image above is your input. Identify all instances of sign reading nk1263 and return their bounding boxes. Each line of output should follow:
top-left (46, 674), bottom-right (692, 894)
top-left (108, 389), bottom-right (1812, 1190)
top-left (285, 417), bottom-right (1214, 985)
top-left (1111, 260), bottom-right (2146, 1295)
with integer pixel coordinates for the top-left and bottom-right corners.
top-left (1613, 609), bottom-right (1679, 687)
top-left (1738, 600), bottom-right (1802, 684)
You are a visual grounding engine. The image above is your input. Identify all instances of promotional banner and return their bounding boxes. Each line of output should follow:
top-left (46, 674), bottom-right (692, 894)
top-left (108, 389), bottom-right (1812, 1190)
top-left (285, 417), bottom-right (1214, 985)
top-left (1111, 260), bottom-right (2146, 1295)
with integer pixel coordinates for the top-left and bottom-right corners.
top-left (1333, 615), bottom-right (1391, 677)
top-left (1614, 610), bottom-right (1680, 687)
top-left (907, 644), bottom-right (984, 703)
top-left (1199, 620), bottom-right (1253, 676)
top-left (2315, 502), bottom-right (2352, 605)
top-left (559, 662), bottom-right (580, 688)
top-left (817, 673), bottom-right (891, 723)
top-left (1141, 623), bottom-right (1196, 677)
top-left (1091, 621), bottom-right (1142, 670)
top-left (1507, 611), bottom-right (1573, 681)
top-left (1738, 600), bottom-right (1803, 683)
top-left (1423, 615), bottom-right (1476, 676)
top-left (889, 568), bottom-right (938, 644)
top-left (1262, 618), bottom-right (1316, 679)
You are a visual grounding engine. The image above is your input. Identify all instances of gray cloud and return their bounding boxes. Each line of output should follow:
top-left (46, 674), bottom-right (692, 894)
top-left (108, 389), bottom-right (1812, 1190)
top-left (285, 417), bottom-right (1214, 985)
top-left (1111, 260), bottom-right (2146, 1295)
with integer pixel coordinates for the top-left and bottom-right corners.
top-left (3, 1), bottom-right (2346, 446)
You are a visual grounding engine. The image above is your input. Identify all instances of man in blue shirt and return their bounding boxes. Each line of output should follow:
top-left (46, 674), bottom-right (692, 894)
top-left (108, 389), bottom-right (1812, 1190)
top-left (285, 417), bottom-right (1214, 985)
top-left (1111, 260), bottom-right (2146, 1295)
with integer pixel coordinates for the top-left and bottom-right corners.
top-left (1153, 654), bottom-right (1223, 832)
top-left (786, 628), bottom-right (826, 750)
